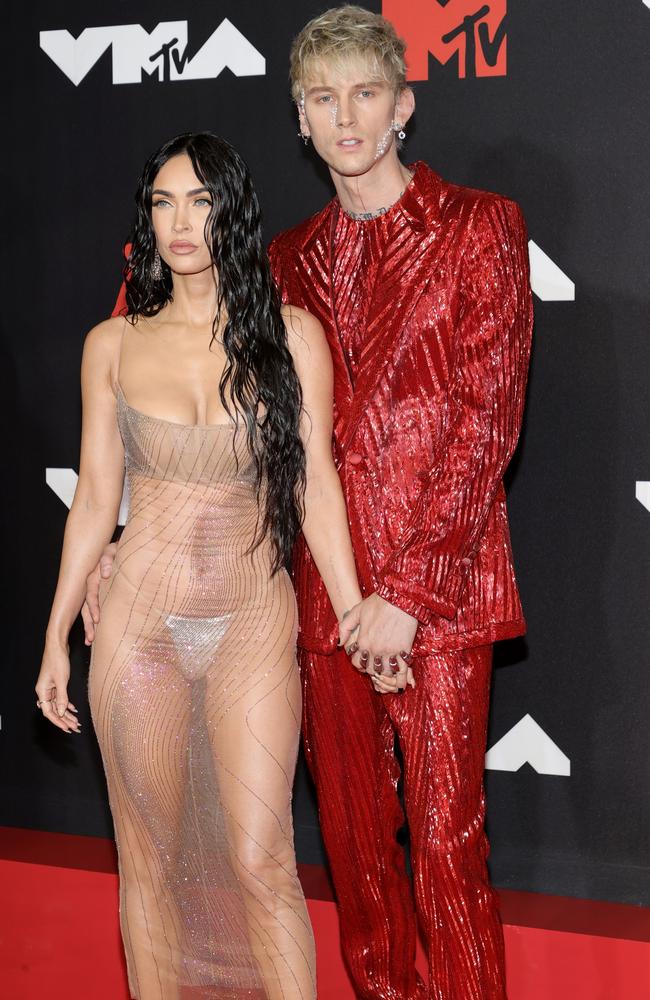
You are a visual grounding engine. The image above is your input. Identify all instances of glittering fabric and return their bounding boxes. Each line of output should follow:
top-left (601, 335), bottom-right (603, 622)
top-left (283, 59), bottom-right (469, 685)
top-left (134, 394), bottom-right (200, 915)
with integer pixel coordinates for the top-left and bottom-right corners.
top-left (269, 161), bottom-right (533, 656)
top-left (331, 206), bottom-right (395, 377)
top-left (301, 644), bottom-right (505, 1000)
top-left (89, 385), bottom-right (316, 1000)
top-left (269, 162), bottom-right (532, 999)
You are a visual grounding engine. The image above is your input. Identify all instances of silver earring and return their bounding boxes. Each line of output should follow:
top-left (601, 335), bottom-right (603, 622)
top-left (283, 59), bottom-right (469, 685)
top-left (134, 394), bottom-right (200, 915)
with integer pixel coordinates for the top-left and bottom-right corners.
top-left (151, 248), bottom-right (163, 281)
top-left (393, 121), bottom-right (407, 141)
top-left (298, 131), bottom-right (310, 146)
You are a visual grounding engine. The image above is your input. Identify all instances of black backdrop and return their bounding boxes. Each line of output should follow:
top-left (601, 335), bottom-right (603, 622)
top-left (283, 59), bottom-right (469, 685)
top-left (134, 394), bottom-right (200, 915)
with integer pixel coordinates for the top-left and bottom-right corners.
top-left (2, 1), bottom-right (649, 907)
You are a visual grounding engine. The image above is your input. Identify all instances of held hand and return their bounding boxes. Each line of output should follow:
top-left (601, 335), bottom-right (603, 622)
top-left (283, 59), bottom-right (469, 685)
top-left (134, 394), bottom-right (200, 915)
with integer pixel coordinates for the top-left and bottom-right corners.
top-left (82, 542), bottom-right (117, 644)
top-left (344, 593), bottom-right (418, 693)
top-left (35, 642), bottom-right (81, 734)
top-left (370, 655), bottom-right (415, 695)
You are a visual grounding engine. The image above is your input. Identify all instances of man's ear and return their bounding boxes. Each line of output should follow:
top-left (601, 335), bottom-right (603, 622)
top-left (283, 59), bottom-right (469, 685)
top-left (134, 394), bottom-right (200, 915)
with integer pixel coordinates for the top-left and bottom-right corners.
top-left (395, 86), bottom-right (415, 128)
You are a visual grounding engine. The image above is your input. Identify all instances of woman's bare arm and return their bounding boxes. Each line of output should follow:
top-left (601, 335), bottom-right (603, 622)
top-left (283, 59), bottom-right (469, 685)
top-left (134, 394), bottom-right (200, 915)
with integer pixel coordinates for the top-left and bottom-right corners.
top-left (282, 306), bottom-right (362, 623)
top-left (36, 318), bottom-right (125, 728)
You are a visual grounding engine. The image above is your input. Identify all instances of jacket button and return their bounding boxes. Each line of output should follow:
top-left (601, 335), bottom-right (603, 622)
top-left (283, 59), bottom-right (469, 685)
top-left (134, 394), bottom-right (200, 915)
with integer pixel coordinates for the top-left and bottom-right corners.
top-left (461, 556), bottom-right (472, 567)
top-left (347, 452), bottom-right (363, 465)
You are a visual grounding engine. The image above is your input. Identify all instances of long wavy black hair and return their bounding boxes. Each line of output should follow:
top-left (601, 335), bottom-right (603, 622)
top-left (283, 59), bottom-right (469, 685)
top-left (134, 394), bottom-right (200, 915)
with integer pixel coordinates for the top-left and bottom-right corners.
top-left (124, 132), bottom-right (305, 572)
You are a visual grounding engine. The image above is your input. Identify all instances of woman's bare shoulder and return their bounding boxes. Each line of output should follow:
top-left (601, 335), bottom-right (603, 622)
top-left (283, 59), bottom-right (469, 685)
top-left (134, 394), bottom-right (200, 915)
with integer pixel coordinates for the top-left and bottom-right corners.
top-left (82, 316), bottom-right (128, 380)
top-left (84, 314), bottom-right (126, 348)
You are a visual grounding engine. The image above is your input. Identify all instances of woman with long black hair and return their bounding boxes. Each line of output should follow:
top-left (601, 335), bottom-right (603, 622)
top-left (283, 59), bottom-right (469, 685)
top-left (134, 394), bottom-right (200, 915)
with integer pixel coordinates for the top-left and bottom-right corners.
top-left (35, 133), bottom-right (362, 999)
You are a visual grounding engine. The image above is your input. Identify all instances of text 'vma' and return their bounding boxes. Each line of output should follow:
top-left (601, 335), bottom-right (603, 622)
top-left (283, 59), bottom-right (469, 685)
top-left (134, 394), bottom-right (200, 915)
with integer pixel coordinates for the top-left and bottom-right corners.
top-left (40, 20), bottom-right (265, 86)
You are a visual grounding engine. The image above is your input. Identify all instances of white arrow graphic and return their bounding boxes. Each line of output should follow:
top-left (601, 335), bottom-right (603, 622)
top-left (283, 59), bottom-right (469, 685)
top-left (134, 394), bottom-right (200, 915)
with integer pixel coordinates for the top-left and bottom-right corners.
top-left (635, 481), bottom-right (650, 513)
top-left (485, 714), bottom-right (571, 776)
top-left (528, 240), bottom-right (575, 301)
top-left (46, 468), bottom-right (129, 526)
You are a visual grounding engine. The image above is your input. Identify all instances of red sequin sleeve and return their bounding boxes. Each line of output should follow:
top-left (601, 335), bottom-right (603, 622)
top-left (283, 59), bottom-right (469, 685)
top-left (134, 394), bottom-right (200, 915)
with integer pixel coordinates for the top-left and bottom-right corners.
top-left (377, 196), bottom-right (533, 623)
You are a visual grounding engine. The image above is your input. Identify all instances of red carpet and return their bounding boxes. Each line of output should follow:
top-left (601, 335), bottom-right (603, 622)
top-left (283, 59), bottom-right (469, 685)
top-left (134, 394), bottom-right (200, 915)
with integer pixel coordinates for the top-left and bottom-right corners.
top-left (1, 827), bottom-right (649, 999)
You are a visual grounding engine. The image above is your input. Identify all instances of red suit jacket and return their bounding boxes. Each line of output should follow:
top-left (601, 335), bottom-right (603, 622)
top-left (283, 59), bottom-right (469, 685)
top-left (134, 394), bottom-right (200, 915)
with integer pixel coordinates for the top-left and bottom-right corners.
top-left (269, 162), bottom-right (533, 656)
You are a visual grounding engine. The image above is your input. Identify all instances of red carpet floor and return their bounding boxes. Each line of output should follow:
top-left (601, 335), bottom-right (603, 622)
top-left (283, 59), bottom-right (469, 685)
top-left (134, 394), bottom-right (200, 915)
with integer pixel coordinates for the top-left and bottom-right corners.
top-left (1, 827), bottom-right (649, 999)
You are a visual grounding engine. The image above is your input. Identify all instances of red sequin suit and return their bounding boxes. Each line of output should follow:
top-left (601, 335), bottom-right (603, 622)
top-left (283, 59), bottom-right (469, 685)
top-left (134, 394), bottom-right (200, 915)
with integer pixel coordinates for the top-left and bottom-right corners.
top-left (269, 163), bottom-right (533, 1000)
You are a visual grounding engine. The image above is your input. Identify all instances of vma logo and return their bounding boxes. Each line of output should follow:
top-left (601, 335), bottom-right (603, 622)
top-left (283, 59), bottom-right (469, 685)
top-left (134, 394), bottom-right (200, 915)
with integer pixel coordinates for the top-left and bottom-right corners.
top-left (382, 0), bottom-right (506, 80)
top-left (39, 19), bottom-right (265, 86)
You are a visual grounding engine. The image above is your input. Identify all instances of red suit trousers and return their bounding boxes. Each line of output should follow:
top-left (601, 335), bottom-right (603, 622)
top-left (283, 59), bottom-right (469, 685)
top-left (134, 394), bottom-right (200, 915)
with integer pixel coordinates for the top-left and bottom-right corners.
top-left (300, 644), bottom-right (506, 1000)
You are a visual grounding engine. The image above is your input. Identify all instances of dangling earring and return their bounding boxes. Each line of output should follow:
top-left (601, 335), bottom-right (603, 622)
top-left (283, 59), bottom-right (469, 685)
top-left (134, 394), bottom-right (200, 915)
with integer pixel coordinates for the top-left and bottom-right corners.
top-left (393, 121), bottom-right (407, 141)
top-left (151, 248), bottom-right (163, 281)
top-left (298, 130), bottom-right (310, 146)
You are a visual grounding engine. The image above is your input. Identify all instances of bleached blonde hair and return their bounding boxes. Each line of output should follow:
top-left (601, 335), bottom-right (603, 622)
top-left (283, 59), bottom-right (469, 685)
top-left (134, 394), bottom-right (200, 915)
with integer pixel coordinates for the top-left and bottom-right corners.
top-left (289, 5), bottom-right (408, 102)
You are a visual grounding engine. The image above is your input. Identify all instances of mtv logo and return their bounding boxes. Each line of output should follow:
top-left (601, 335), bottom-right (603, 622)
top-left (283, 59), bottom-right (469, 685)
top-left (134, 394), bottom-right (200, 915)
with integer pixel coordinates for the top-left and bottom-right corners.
top-left (485, 714), bottom-right (571, 776)
top-left (382, 0), bottom-right (507, 80)
top-left (46, 468), bottom-right (129, 526)
top-left (40, 19), bottom-right (265, 86)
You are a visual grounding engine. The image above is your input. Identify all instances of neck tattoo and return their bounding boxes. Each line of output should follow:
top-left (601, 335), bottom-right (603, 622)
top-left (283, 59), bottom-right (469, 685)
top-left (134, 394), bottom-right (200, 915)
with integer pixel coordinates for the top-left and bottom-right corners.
top-left (342, 172), bottom-right (414, 222)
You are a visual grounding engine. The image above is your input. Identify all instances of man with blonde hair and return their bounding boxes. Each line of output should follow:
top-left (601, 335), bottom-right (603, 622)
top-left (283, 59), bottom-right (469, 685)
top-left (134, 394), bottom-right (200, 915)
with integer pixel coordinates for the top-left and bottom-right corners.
top-left (269, 6), bottom-right (533, 999)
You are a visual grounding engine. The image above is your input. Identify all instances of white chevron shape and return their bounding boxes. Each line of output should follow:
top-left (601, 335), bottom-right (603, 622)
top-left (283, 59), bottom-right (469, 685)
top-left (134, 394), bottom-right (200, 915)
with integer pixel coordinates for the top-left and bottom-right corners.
top-left (485, 714), bottom-right (571, 775)
top-left (39, 27), bottom-right (114, 87)
top-left (528, 240), bottom-right (575, 301)
top-left (46, 468), bottom-right (129, 526)
top-left (636, 481), bottom-right (650, 513)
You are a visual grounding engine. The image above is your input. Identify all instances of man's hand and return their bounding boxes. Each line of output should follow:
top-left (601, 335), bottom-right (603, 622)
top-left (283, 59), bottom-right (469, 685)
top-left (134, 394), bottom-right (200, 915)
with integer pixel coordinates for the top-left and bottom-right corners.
top-left (340, 593), bottom-right (418, 694)
top-left (81, 542), bottom-right (117, 645)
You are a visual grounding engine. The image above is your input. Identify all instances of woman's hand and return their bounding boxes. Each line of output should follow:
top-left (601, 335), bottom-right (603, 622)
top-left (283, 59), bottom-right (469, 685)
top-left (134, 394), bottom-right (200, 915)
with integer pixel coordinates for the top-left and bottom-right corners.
top-left (369, 654), bottom-right (416, 695)
top-left (35, 642), bottom-right (81, 734)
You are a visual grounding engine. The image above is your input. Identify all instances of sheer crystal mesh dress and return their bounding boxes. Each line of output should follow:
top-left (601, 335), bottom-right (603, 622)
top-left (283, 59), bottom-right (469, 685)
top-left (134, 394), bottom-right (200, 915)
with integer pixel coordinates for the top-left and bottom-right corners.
top-left (88, 369), bottom-right (315, 999)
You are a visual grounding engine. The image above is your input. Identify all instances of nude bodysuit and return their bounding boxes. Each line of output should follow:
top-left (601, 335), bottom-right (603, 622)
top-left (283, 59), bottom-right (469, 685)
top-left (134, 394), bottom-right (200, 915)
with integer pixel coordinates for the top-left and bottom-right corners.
top-left (89, 380), bottom-right (315, 1000)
